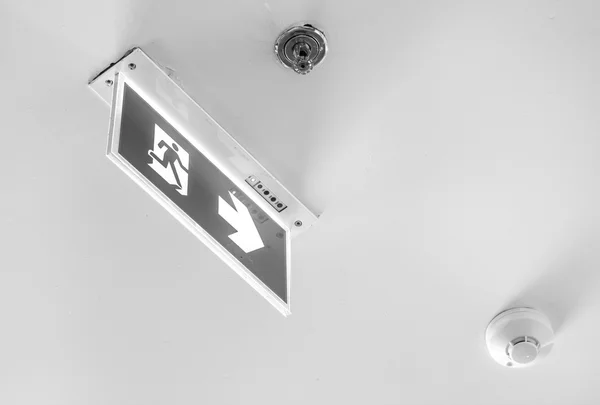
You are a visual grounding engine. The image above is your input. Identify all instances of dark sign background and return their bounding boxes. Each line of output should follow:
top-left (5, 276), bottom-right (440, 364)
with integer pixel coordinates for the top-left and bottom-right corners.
top-left (118, 84), bottom-right (287, 302)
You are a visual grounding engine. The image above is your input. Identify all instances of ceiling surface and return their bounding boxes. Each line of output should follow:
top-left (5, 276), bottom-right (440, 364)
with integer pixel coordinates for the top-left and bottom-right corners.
top-left (2, 1), bottom-right (600, 404)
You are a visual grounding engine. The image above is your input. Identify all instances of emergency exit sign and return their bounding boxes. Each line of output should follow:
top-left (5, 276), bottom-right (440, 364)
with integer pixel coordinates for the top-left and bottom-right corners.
top-left (89, 48), bottom-right (318, 315)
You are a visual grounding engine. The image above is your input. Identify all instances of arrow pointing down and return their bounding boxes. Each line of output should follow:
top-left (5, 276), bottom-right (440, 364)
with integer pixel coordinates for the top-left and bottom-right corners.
top-left (218, 191), bottom-right (264, 254)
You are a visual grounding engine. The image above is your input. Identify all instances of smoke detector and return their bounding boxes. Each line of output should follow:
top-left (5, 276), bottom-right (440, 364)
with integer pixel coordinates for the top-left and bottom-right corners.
top-left (485, 307), bottom-right (554, 368)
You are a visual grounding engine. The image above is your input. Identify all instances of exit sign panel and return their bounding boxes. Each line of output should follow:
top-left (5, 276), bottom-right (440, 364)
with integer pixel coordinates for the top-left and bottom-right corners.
top-left (108, 75), bottom-right (291, 314)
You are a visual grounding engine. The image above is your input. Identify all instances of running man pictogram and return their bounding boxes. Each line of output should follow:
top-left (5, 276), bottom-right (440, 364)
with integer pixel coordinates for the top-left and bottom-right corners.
top-left (148, 124), bottom-right (190, 196)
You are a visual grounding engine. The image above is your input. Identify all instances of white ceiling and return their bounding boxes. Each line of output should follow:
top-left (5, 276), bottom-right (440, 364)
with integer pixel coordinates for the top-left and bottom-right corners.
top-left (2, 0), bottom-right (600, 403)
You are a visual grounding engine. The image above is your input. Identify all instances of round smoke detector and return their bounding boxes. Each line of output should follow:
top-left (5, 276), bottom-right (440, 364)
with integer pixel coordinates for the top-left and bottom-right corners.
top-left (485, 307), bottom-right (554, 368)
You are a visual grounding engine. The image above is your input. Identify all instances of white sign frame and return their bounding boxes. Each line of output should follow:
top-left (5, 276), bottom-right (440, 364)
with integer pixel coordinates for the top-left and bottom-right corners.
top-left (89, 48), bottom-right (318, 316)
